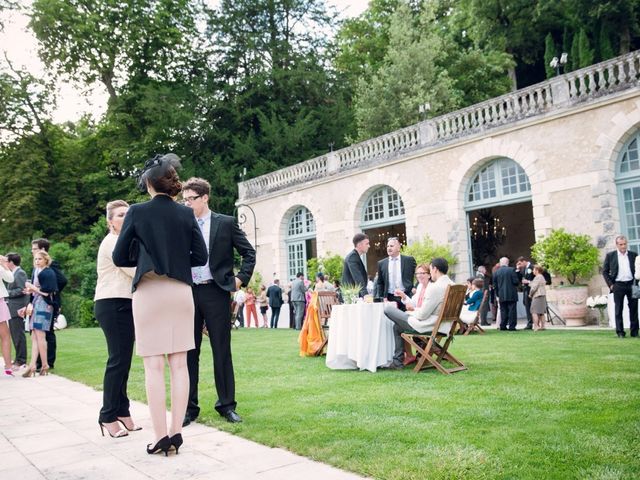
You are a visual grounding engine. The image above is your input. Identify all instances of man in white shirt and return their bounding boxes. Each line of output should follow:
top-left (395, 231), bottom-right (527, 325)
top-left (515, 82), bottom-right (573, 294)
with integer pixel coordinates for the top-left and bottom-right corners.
top-left (603, 235), bottom-right (638, 338)
top-left (375, 237), bottom-right (416, 309)
top-left (383, 257), bottom-right (454, 369)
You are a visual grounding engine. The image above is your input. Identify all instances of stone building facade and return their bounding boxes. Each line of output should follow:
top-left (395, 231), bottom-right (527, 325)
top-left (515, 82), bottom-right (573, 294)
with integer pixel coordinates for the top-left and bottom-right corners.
top-left (236, 51), bottom-right (640, 292)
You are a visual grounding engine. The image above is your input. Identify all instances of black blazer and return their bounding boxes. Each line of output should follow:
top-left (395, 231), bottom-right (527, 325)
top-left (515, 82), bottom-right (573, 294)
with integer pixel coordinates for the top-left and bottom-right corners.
top-left (603, 250), bottom-right (637, 287)
top-left (205, 212), bottom-right (256, 292)
top-left (266, 284), bottom-right (283, 308)
top-left (375, 255), bottom-right (417, 298)
top-left (517, 261), bottom-right (535, 295)
top-left (113, 195), bottom-right (208, 291)
top-left (341, 249), bottom-right (368, 297)
top-left (493, 265), bottom-right (520, 302)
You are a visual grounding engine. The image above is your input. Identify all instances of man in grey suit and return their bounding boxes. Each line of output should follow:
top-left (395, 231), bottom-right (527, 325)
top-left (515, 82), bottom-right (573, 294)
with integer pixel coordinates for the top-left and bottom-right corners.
top-left (341, 233), bottom-right (370, 297)
top-left (5, 253), bottom-right (29, 367)
top-left (493, 257), bottom-right (520, 331)
top-left (290, 272), bottom-right (307, 330)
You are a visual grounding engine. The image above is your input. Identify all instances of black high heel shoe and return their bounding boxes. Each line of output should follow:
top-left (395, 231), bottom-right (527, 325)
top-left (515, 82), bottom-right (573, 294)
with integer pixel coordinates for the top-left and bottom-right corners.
top-left (99, 420), bottom-right (128, 438)
top-left (116, 417), bottom-right (142, 431)
top-left (170, 433), bottom-right (183, 454)
top-left (146, 436), bottom-right (171, 456)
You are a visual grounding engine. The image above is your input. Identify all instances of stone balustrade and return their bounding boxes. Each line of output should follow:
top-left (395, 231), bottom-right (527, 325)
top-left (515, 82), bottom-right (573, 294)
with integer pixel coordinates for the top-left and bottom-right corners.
top-left (239, 50), bottom-right (640, 200)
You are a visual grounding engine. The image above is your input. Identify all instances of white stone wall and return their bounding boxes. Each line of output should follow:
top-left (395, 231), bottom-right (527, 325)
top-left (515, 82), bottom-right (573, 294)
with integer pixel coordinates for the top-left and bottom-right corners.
top-left (239, 92), bottom-right (640, 290)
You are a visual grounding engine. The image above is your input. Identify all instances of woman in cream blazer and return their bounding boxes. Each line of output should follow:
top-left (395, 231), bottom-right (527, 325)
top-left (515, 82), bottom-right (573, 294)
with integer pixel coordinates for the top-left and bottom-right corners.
top-left (94, 200), bottom-right (138, 438)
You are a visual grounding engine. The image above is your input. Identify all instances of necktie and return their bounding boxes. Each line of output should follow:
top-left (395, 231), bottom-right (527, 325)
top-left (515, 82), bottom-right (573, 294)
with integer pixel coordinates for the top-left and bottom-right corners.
top-left (192, 218), bottom-right (209, 284)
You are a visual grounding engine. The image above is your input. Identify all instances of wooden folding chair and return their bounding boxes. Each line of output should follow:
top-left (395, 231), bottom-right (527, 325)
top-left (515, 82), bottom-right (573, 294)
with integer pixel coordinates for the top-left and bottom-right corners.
top-left (401, 284), bottom-right (468, 374)
top-left (463, 289), bottom-right (488, 335)
top-left (315, 290), bottom-right (339, 356)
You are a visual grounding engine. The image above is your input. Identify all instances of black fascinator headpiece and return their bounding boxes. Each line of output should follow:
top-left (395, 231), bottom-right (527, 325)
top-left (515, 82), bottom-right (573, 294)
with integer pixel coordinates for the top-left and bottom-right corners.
top-left (136, 153), bottom-right (182, 193)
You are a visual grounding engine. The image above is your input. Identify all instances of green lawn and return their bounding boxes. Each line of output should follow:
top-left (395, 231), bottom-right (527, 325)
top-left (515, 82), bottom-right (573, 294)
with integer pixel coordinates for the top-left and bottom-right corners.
top-left (53, 328), bottom-right (640, 480)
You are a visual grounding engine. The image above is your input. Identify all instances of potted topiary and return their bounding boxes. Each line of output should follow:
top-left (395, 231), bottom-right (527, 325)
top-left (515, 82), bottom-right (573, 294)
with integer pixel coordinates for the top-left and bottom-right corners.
top-left (531, 228), bottom-right (600, 326)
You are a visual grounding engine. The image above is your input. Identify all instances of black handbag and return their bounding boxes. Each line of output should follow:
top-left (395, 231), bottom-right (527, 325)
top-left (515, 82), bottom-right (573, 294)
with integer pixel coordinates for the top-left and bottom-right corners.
top-left (632, 281), bottom-right (640, 299)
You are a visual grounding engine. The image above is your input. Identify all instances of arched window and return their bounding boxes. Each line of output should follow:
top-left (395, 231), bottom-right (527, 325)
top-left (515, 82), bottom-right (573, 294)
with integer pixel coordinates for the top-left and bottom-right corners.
top-left (361, 186), bottom-right (405, 228)
top-left (285, 207), bottom-right (316, 280)
top-left (616, 132), bottom-right (640, 252)
top-left (466, 158), bottom-right (531, 208)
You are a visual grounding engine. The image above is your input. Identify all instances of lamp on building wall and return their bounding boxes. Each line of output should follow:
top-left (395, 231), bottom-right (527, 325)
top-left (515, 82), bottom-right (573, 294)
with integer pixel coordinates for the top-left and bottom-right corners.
top-left (550, 52), bottom-right (568, 76)
top-left (233, 203), bottom-right (258, 250)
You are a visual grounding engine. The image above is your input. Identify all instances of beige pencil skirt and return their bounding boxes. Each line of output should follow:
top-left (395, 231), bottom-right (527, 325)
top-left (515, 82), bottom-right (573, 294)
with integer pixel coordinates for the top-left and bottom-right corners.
top-left (132, 271), bottom-right (195, 357)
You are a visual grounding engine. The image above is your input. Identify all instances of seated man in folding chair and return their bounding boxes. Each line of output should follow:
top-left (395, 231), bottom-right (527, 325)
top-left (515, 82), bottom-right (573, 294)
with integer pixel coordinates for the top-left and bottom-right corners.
top-left (383, 257), bottom-right (454, 370)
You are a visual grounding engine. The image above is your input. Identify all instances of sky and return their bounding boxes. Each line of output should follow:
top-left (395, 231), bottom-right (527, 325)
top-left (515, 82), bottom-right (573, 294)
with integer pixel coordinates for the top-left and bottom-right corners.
top-left (0, 0), bottom-right (370, 123)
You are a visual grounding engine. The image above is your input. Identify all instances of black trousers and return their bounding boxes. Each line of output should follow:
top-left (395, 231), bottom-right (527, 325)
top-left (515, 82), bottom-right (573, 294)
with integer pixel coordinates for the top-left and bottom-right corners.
top-left (523, 292), bottom-right (533, 327)
top-left (95, 298), bottom-right (135, 423)
top-left (288, 301), bottom-right (295, 328)
top-left (8, 315), bottom-right (27, 364)
top-left (187, 283), bottom-right (236, 420)
top-left (499, 301), bottom-right (518, 330)
top-left (270, 306), bottom-right (281, 328)
top-left (612, 282), bottom-right (639, 336)
top-left (386, 293), bottom-right (406, 311)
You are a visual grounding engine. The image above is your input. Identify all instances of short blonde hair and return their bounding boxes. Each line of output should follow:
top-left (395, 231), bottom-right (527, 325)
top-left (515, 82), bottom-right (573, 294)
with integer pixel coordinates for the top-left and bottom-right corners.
top-left (106, 200), bottom-right (129, 221)
top-left (34, 249), bottom-right (52, 267)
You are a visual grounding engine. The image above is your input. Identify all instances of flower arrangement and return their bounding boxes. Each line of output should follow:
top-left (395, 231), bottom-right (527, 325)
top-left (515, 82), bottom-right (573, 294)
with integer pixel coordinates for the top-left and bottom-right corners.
top-left (340, 283), bottom-right (362, 304)
top-left (586, 295), bottom-right (608, 326)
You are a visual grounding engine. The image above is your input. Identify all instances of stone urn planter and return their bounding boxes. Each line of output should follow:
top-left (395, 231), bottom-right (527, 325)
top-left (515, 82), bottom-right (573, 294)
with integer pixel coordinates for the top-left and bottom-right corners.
top-left (553, 285), bottom-right (589, 326)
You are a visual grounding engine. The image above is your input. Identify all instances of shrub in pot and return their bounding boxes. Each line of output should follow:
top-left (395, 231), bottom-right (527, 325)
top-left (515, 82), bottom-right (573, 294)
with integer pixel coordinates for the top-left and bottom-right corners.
top-left (531, 228), bottom-right (599, 325)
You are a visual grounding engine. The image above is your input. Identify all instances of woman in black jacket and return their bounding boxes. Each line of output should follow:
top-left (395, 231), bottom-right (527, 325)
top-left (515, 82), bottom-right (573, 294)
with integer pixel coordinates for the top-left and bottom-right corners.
top-left (113, 154), bottom-right (207, 456)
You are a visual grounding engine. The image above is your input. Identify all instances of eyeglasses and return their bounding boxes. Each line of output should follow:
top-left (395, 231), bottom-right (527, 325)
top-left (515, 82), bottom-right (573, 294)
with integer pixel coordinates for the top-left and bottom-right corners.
top-left (183, 195), bottom-right (201, 203)
top-left (416, 271), bottom-right (429, 275)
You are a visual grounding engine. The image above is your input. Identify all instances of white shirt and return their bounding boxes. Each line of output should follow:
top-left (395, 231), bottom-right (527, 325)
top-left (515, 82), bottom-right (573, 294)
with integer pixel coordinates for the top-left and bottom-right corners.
top-left (616, 250), bottom-right (633, 282)
top-left (387, 256), bottom-right (402, 294)
top-left (191, 211), bottom-right (213, 283)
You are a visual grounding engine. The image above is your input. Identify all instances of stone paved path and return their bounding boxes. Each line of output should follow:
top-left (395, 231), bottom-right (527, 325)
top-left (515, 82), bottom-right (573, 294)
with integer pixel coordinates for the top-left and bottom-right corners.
top-left (0, 373), bottom-right (368, 480)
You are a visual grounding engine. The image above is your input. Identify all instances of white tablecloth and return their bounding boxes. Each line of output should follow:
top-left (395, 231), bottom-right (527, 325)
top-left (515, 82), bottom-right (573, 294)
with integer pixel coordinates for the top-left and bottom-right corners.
top-left (325, 303), bottom-right (395, 373)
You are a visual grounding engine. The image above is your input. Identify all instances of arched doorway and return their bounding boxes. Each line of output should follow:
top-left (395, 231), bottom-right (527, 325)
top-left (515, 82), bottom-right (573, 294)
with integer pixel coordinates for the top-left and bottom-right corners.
top-left (285, 206), bottom-right (317, 280)
top-left (616, 131), bottom-right (640, 252)
top-left (465, 158), bottom-right (535, 269)
top-left (360, 186), bottom-right (406, 273)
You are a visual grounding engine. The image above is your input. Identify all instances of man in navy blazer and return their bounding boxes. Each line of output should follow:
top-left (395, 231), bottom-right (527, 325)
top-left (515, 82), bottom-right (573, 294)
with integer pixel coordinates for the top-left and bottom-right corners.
top-left (375, 237), bottom-right (416, 309)
top-left (602, 235), bottom-right (638, 338)
top-left (182, 178), bottom-right (256, 424)
top-left (341, 233), bottom-right (370, 297)
top-left (493, 257), bottom-right (520, 331)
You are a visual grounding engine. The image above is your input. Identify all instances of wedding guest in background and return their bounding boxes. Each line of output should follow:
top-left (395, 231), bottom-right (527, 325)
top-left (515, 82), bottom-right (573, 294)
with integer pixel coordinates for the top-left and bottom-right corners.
top-left (314, 272), bottom-right (333, 291)
top-left (29, 238), bottom-right (66, 371)
top-left (459, 278), bottom-right (484, 331)
top-left (290, 272), bottom-right (307, 330)
top-left (113, 154), bottom-right (208, 455)
top-left (257, 285), bottom-right (269, 328)
top-left (22, 250), bottom-right (58, 377)
top-left (604, 235), bottom-right (638, 338)
top-left (528, 265), bottom-right (548, 331)
top-left (266, 279), bottom-right (283, 329)
top-left (5, 254), bottom-right (30, 370)
top-left (244, 287), bottom-right (259, 328)
top-left (0, 256), bottom-right (15, 376)
top-left (95, 200), bottom-right (141, 439)
top-left (333, 279), bottom-right (344, 304)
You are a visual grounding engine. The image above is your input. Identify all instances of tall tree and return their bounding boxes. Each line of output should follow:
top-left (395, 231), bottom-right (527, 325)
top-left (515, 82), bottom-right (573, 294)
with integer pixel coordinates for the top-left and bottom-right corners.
top-left (30, 0), bottom-right (203, 104)
top-left (202, 0), bottom-right (355, 212)
top-left (352, 1), bottom-right (512, 140)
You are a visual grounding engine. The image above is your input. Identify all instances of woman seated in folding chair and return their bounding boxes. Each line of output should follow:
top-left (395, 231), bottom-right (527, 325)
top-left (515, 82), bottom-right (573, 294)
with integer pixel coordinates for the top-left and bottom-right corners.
top-left (383, 258), bottom-right (454, 370)
top-left (458, 278), bottom-right (484, 333)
